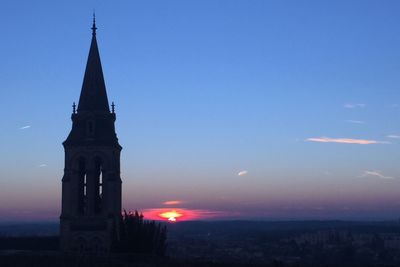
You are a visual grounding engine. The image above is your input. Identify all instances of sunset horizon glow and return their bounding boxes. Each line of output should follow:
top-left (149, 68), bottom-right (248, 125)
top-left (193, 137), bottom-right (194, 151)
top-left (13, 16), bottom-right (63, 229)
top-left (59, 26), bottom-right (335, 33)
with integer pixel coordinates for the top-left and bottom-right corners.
top-left (1, 1), bottom-right (400, 222)
top-left (142, 208), bottom-right (231, 222)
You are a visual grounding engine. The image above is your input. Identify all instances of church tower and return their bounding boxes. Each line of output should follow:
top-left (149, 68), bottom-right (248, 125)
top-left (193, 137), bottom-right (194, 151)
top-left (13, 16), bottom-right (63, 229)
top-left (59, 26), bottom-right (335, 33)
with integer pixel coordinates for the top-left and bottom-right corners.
top-left (60, 17), bottom-right (122, 253)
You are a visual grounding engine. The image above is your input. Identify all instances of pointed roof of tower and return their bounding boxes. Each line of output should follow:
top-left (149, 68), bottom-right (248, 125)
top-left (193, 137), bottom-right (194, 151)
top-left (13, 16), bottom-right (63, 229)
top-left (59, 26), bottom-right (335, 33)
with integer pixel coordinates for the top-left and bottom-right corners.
top-left (77, 14), bottom-right (110, 113)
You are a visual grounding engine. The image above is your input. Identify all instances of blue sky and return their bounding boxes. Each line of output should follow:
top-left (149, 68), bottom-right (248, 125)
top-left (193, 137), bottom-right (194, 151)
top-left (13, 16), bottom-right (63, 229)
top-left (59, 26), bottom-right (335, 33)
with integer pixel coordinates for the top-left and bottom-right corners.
top-left (1, 0), bottom-right (400, 221)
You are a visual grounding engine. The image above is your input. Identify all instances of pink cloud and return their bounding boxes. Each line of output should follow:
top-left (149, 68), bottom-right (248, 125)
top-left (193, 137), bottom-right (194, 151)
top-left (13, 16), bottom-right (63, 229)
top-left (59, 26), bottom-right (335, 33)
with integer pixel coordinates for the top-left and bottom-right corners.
top-left (163, 200), bottom-right (183, 205)
top-left (307, 137), bottom-right (388, 145)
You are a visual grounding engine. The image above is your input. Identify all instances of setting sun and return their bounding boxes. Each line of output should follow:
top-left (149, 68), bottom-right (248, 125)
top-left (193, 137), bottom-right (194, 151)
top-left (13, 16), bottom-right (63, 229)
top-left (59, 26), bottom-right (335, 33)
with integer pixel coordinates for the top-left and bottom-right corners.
top-left (142, 208), bottom-right (223, 221)
top-left (159, 210), bottom-right (183, 222)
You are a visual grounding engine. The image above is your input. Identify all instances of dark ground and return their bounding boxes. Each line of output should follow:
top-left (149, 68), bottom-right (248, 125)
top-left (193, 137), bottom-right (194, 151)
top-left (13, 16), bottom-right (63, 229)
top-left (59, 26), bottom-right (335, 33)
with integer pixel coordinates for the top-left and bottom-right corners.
top-left (1, 220), bottom-right (400, 267)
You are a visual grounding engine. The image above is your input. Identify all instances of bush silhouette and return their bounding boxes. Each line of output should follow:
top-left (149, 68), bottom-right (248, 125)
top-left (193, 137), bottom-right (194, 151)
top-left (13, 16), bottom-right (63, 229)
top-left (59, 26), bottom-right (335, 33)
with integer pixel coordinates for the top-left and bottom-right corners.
top-left (113, 210), bottom-right (167, 256)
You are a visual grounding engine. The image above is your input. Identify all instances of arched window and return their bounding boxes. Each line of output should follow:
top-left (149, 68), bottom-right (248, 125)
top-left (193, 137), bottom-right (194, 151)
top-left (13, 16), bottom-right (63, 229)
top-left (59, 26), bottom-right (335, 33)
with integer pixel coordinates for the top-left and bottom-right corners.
top-left (94, 157), bottom-right (103, 214)
top-left (78, 159), bottom-right (87, 214)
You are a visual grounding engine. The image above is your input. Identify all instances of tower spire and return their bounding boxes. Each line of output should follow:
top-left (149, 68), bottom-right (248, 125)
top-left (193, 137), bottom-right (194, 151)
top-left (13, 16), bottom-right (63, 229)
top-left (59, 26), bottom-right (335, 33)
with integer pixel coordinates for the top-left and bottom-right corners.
top-left (76, 15), bottom-right (110, 113)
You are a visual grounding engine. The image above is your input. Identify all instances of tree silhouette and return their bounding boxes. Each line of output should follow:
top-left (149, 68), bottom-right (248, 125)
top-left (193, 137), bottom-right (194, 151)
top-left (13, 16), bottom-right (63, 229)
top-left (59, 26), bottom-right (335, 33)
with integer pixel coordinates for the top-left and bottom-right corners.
top-left (113, 210), bottom-right (167, 256)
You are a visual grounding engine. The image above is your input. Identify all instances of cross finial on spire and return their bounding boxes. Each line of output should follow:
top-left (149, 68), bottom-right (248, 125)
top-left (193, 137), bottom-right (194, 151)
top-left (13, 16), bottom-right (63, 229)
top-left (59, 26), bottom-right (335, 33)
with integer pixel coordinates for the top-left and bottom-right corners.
top-left (91, 12), bottom-right (97, 36)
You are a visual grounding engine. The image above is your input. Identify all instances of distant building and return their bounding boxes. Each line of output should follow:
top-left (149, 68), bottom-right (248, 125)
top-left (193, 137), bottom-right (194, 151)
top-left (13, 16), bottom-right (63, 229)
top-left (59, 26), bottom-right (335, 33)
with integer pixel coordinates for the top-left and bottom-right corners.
top-left (60, 17), bottom-right (123, 253)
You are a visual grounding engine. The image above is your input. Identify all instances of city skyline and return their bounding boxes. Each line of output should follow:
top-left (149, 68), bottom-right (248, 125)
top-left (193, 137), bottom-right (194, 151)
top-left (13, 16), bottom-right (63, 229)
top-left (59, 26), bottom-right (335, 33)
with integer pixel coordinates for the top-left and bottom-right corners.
top-left (2, 0), bottom-right (400, 222)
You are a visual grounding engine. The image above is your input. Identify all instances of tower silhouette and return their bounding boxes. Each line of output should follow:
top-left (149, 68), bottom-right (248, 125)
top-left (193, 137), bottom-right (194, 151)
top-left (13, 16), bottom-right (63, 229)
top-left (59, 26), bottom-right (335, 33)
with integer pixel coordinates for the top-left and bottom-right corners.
top-left (60, 16), bottom-right (122, 253)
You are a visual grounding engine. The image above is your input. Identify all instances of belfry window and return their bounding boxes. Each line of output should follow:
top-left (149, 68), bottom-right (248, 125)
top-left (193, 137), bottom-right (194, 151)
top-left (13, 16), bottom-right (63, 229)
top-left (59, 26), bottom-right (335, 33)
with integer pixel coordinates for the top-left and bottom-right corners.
top-left (78, 159), bottom-right (87, 214)
top-left (94, 158), bottom-right (103, 213)
top-left (99, 168), bottom-right (103, 195)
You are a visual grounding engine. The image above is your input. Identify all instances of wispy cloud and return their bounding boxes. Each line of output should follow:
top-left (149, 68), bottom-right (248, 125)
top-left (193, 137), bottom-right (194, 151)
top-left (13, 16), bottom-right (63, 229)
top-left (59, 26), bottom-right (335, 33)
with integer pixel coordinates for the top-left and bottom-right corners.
top-left (307, 137), bottom-right (389, 145)
top-left (19, 125), bottom-right (31, 130)
top-left (163, 200), bottom-right (183, 205)
top-left (345, 120), bottom-right (365, 124)
top-left (38, 164), bottom-right (47, 168)
top-left (360, 170), bottom-right (394, 179)
top-left (386, 135), bottom-right (400, 139)
top-left (344, 103), bottom-right (365, 109)
top-left (238, 170), bottom-right (248, 176)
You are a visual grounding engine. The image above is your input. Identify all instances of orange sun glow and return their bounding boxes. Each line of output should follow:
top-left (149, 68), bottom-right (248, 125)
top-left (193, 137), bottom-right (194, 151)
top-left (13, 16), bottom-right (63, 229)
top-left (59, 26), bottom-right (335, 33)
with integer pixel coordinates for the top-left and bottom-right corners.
top-left (142, 208), bottom-right (226, 221)
top-left (159, 210), bottom-right (183, 222)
